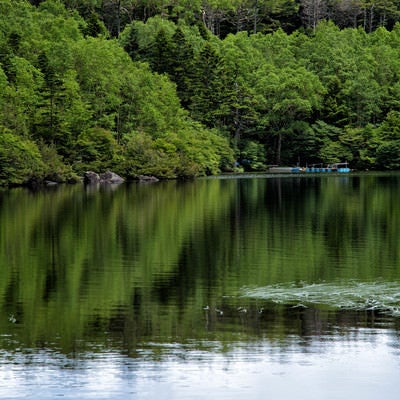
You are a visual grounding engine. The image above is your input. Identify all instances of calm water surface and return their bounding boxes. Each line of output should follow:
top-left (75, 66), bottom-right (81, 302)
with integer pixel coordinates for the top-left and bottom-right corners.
top-left (1, 173), bottom-right (400, 399)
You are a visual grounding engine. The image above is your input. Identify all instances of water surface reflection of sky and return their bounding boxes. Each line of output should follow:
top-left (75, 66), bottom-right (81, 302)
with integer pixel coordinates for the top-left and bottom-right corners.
top-left (0, 329), bottom-right (399, 400)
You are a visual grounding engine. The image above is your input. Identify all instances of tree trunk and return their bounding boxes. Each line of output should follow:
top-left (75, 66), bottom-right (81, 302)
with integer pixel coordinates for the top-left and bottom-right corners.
top-left (254, 0), bottom-right (259, 33)
top-left (276, 132), bottom-right (282, 165)
top-left (116, 0), bottom-right (121, 37)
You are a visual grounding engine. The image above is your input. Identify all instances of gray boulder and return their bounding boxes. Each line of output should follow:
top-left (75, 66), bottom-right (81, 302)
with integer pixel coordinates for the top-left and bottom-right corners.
top-left (84, 171), bottom-right (100, 184)
top-left (84, 171), bottom-right (125, 184)
top-left (100, 171), bottom-right (125, 184)
top-left (139, 175), bottom-right (159, 183)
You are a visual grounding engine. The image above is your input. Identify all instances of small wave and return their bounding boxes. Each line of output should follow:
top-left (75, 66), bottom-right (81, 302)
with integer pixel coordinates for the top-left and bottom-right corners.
top-left (241, 281), bottom-right (400, 316)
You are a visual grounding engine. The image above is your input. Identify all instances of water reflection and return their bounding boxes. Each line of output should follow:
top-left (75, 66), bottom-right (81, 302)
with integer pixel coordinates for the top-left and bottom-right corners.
top-left (1, 173), bottom-right (400, 398)
top-left (1, 330), bottom-right (399, 400)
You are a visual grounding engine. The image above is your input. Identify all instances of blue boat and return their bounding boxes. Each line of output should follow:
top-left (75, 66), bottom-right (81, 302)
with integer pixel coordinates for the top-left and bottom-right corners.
top-left (306, 162), bottom-right (350, 173)
top-left (269, 162), bottom-right (350, 174)
top-left (329, 162), bottom-right (350, 173)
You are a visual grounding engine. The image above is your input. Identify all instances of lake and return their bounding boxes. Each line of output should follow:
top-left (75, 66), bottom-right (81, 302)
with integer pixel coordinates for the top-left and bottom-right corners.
top-left (1, 172), bottom-right (400, 399)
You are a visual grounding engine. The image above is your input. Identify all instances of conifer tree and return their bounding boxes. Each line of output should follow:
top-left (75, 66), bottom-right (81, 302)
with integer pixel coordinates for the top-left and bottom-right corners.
top-left (145, 28), bottom-right (174, 74)
top-left (187, 42), bottom-right (228, 127)
top-left (169, 27), bottom-right (195, 107)
top-left (34, 52), bottom-right (67, 151)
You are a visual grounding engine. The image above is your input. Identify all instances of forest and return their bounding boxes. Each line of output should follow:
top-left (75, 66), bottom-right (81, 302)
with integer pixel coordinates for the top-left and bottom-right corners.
top-left (1, 0), bottom-right (400, 186)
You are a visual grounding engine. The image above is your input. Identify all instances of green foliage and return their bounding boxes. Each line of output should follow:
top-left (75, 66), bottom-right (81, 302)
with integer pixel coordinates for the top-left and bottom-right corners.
top-left (319, 141), bottom-right (353, 164)
top-left (122, 131), bottom-right (179, 179)
top-left (239, 140), bottom-right (267, 170)
top-left (337, 125), bottom-right (379, 169)
top-left (74, 127), bottom-right (121, 173)
top-left (121, 126), bottom-right (234, 179)
top-left (168, 27), bottom-right (195, 106)
top-left (80, 11), bottom-right (108, 37)
top-left (1, 57), bottom-right (42, 136)
top-left (56, 0), bottom-right (400, 39)
top-left (0, 128), bottom-right (45, 185)
top-left (4, 1), bottom-right (400, 186)
top-left (377, 110), bottom-right (400, 140)
top-left (119, 16), bottom-right (177, 55)
top-left (187, 42), bottom-right (229, 127)
top-left (172, 124), bottom-right (235, 176)
top-left (39, 141), bottom-right (79, 182)
top-left (376, 141), bottom-right (400, 169)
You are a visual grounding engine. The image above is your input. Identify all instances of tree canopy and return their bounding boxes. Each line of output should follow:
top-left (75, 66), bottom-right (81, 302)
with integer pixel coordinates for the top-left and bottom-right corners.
top-left (1, 1), bottom-right (400, 186)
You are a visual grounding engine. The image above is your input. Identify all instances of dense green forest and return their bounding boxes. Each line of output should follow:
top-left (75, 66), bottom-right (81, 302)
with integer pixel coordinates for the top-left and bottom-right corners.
top-left (1, 0), bottom-right (400, 186)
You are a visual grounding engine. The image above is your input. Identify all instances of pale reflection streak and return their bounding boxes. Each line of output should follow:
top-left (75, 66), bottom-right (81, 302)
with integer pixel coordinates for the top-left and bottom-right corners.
top-left (134, 332), bottom-right (399, 400)
top-left (0, 351), bottom-right (135, 399)
top-left (0, 331), bottom-right (399, 400)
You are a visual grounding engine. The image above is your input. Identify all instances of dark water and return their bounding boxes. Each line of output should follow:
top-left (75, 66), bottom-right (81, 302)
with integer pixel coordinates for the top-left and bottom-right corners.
top-left (1, 173), bottom-right (400, 399)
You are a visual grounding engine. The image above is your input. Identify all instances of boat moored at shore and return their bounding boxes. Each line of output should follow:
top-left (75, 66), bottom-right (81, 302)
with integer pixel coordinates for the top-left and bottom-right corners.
top-left (305, 162), bottom-right (350, 173)
top-left (268, 166), bottom-right (302, 173)
top-left (269, 162), bottom-right (350, 173)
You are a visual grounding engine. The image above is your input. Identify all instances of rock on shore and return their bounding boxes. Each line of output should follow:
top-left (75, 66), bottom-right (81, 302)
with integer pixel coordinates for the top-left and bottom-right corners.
top-left (84, 171), bottom-right (125, 184)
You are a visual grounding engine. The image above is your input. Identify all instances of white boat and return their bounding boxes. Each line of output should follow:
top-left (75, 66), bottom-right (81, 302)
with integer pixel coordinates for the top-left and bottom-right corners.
top-left (269, 166), bottom-right (302, 173)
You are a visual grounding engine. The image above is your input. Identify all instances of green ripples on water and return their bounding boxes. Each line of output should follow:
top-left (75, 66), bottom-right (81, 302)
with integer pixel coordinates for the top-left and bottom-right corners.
top-left (242, 281), bottom-right (400, 316)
